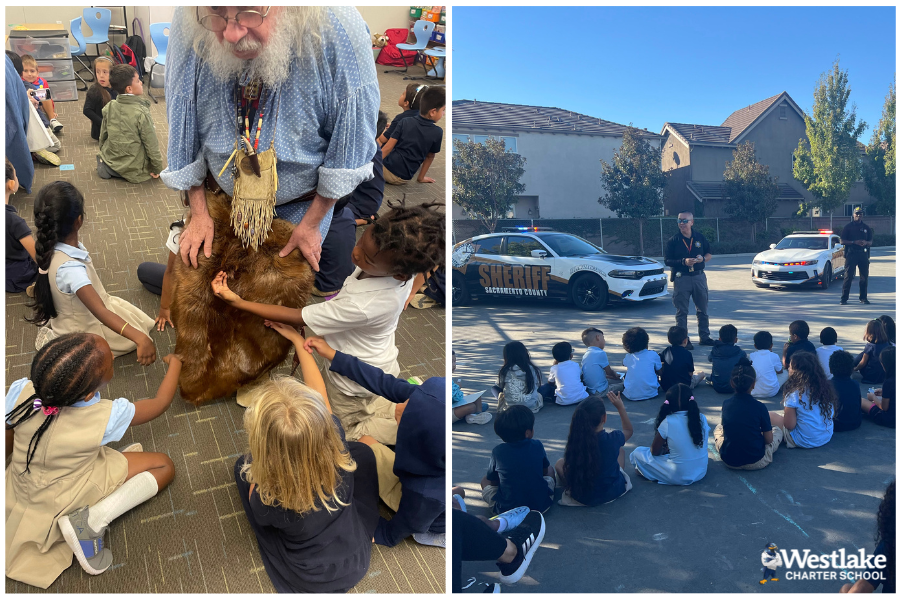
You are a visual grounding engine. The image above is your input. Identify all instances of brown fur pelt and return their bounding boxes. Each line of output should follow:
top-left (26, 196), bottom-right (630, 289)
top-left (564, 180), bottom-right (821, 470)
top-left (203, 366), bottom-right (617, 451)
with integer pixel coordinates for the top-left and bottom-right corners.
top-left (171, 190), bottom-right (314, 404)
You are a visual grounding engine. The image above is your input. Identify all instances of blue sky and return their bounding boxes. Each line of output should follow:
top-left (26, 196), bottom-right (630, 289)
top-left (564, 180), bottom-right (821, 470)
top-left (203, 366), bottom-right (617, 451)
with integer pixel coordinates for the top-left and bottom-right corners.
top-left (452, 7), bottom-right (896, 137)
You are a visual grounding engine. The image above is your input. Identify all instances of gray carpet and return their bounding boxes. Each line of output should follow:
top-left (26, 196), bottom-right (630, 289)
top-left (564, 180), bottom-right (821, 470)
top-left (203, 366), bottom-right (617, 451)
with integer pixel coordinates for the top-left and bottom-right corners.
top-left (5, 64), bottom-right (445, 593)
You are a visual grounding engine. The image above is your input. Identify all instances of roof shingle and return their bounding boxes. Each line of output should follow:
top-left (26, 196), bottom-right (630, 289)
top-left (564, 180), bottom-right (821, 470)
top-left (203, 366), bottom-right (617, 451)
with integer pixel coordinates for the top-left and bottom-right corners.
top-left (452, 100), bottom-right (662, 139)
top-left (721, 92), bottom-right (785, 143)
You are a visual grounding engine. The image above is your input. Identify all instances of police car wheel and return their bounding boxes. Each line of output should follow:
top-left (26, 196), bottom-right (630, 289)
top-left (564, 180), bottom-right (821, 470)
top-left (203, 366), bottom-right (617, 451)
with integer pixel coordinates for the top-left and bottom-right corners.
top-left (571, 273), bottom-right (608, 311)
top-left (452, 271), bottom-right (470, 306)
top-left (820, 263), bottom-right (832, 290)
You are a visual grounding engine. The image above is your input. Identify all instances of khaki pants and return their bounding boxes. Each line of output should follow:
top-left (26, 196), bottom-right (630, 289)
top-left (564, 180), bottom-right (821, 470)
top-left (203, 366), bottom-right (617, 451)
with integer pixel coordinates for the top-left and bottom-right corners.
top-left (713, 423), bottom-right (784, 469)
top-left (315, 354), bottom-right (399, 444)
top-left (383, 166), bottom-right (409, 185)
top-left (368, 441), bottom-right (402, 511)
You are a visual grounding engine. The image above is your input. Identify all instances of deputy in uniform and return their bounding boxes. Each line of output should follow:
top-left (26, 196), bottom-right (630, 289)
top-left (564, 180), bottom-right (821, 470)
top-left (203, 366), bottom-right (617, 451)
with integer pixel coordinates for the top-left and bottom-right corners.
top-left (664, 212), bottom-right (714, 350)
top-left (840, 207), bottom-right (874, 305)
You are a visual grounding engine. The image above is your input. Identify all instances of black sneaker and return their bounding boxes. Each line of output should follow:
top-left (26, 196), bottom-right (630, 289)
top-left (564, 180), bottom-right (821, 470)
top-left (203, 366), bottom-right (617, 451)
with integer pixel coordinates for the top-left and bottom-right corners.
top-left (482, 583), bottom-right (501, 593)
top-left (840, 300), bottom-right (849, 305)
top-left (860, 299), bottom-right (871, 304)
top-left (685, 340), bottom-right (694, 351)
top-left (698, 338), bottom-right (715, 346)
top-left (497, 510), bottom-right (545, 584)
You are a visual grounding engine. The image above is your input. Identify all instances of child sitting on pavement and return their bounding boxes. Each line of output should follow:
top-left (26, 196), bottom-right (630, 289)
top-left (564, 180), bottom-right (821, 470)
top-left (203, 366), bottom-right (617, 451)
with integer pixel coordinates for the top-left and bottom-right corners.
top-left (497, 341), bottom-right (543, 413)
top-left (621, 327), bottom-right (661, 401)
top-left (830, 350), bottom-right (862, 432)
top-left (556, 394), bottom-right (634, 506)
top-left (782, 320), bottom-right (816, 369)
top-left (97, 64), bottom-right (164, 183)
top-left (538, 341), bottom-right (589, 406)
top-left (453, 350), bottom-right (491, 425)
top-left (748, 331), bottom-right (787, 399)
top-left (861, 346), bottom-right (895, 429)
top-left (481, 405), bottom-right (555, 515)
top-left (658, 325), bottom-right (705, 392)
top-left (707, 324), bottom-right (747, 393)
top-left (769, 352), bottom-right (836, 449)
top-left (629, 383), bottom-right (710, 485)
top-left (714, 357), bottom-right (783, 470)
top-left (381, 86), bottom-right (444, 185)
top-left (211, 203), bottom-right (444, 445)
top-left (854, 320), bottom-right (892, 384)
top-left (581, 327), bottom-right (625, 397)
top-left (816, 327), bottom-right (843, 380)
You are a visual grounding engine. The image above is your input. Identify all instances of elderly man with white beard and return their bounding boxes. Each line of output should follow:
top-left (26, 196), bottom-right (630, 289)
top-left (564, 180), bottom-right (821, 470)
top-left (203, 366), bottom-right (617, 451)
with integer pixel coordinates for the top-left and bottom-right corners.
top-left (161, 6), bottom-right (379, 271)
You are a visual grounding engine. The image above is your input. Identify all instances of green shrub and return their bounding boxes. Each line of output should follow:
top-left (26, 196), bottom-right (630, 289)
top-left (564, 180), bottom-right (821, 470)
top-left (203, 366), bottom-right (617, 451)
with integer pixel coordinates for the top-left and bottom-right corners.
top-left (698, 226), bottom-right (717, 242)
top-left (710, 240), bottom-right (771, 255)
top-left (873, 234), bottom-right (896, 247)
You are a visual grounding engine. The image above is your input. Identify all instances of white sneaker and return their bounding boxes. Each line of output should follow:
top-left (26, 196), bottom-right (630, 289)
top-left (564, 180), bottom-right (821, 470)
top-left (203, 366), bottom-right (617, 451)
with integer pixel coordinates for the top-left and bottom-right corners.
top-left (452, 493), bottom-right (467, 513)
top-left (466, 411), bottom-right (493, 425)
top-left (50, 118), bottom-right (63, 133)
top-left (491, 506), bottom-right (530, 533)
top-left (413, 532), bottom-right (446, 548)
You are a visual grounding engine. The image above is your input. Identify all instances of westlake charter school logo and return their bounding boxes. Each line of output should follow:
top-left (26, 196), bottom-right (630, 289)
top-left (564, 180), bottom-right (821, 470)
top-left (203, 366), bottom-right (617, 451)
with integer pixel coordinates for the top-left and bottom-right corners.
top-left (478, 264), bottom-right (551, 297)
top-left (758, 544), bottom-right (887, 583)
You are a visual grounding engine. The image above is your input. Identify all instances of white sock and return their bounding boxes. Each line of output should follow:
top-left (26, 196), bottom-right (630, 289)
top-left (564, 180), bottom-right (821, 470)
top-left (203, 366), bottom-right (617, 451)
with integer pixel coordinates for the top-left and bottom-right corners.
top-left (495, 516), bottom-right (509, 532)
top-left (87, 471), bottom-right (159, 532)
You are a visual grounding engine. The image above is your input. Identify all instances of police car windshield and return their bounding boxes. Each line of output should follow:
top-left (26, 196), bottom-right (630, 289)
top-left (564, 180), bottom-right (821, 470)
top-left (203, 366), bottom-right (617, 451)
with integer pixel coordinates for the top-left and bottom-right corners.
top-left (775, 237), bottom-right (828, 250)
top-left (538, 234), bottom-right (606, 257)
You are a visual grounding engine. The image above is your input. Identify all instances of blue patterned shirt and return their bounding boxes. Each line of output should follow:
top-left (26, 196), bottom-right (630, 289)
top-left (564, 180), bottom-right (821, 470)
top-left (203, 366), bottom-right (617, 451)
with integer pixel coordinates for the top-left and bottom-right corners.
top-left (160, 7), bottom-right (380, 232)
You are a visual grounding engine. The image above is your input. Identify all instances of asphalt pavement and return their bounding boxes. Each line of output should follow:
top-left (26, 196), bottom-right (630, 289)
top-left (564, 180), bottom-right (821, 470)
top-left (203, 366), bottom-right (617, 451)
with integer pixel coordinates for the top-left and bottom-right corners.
top-left (452, 249), bottom-right (896, 593)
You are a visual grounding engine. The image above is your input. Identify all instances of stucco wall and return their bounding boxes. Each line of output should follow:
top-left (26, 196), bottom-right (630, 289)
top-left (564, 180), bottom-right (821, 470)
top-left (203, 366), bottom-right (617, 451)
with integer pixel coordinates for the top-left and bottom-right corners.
top-left (453, 130), bottom-right (662, 219)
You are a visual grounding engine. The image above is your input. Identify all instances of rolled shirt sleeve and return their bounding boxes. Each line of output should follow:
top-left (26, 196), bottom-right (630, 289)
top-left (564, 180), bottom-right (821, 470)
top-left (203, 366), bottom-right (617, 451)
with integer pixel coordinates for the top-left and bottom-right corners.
top-left (159, 7), bottom-right (206, 191)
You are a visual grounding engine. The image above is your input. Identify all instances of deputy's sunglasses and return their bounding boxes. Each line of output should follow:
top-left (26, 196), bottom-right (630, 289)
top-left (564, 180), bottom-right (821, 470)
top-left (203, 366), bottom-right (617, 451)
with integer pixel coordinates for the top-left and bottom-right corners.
top-left (677, 218), bottom-right (692, 224)
top-left (198, 7), bottom-right (271, 32)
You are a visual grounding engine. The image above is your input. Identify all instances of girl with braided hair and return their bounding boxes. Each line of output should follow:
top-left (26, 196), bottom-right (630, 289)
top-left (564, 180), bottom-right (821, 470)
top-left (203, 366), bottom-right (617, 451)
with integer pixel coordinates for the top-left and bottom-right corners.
top-left (629, 383), bottom-right (710, 485)
top-left (212, 202), bottom-right (444, 447)
top-left (5, 333), bottom-right (181, 587)
top-left (769, 351), bottom-right (836, 449)
top-left (714, 357), bottom-right (783, 470)
top-left (28, 181), bottom-right (157, 364)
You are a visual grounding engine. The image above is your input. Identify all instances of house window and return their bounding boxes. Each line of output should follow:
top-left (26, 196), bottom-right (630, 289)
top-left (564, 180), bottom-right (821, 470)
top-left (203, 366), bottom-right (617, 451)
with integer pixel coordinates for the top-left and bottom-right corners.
top-left (452, 134), bottom-right (470, 154)
top-left (780, 106), bottom-right (787, 120)
top-left (462, 135), bottom-right (519, 153)
top-left (844, 204), bottom-right (857, 217)
top-left (501, 136), bottom-right (517, 153)
top-left (473, 135), bottom-right (489, 145)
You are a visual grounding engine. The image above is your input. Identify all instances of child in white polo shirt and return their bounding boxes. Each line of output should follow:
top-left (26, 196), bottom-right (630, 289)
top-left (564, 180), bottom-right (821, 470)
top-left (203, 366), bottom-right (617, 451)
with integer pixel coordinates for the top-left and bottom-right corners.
top-left (211, 202), bottom-right (445, 444)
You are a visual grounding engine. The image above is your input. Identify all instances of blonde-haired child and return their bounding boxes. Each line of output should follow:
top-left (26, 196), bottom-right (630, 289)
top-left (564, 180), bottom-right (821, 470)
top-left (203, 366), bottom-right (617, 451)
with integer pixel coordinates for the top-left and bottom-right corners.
top-left (83, 56), bottom-right (117, 141)
top-left (234, 321), bottom-right (380, 593)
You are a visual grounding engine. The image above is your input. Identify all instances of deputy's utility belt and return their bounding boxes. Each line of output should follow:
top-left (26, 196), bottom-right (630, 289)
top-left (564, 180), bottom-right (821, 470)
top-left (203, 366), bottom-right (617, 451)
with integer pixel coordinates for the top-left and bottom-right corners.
top-left (670, 268), bottom-right (704, 282)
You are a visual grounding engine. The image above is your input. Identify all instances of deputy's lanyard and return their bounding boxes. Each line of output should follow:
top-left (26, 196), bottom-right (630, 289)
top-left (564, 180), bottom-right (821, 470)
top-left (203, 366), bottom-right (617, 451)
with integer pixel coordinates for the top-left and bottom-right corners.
top-left (682, 236), bottom-right (693, 254)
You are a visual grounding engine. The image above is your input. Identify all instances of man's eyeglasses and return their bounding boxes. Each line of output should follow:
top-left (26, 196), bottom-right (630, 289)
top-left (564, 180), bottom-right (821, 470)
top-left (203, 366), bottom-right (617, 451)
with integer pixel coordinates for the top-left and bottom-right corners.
top-left (198, 7), bottom-right (271, 32)
top-left (677, 219), bottom-right (692, 224)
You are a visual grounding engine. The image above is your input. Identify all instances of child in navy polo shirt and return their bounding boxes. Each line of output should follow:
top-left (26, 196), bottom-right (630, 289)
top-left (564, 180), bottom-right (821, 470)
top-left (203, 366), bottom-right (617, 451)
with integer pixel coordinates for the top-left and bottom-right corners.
top-left (862, 346), bottom-right (895, 429)
top-left (301, 335), bottom-right (446, 548)
top-left (782, 320), bottom-right (816, 368)
top-left (481, 405), bottom-right (555, 514)
top-left (378, 83), bottom-right (428, 146)
top-left (829, 350), bottom-right (862, 432)
top-left (658, 326), bottom-right (705, 392)
top-left (381, 86), bottom-right (444, 185)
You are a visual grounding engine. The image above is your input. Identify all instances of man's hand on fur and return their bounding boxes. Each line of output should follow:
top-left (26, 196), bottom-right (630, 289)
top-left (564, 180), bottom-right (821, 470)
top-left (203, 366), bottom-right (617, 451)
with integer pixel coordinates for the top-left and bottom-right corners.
top-left (180, 210), bottom-right (214, 268)
top-left (280, 219), bottom-right (323, 271)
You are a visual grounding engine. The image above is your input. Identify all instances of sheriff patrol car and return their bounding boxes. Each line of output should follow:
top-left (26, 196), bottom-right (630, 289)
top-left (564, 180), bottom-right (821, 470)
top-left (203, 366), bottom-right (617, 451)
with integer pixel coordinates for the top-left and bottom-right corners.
top-left (751, 230), bottom-right (846, 289)
top-left (451, 229), bottom-right (669, 311)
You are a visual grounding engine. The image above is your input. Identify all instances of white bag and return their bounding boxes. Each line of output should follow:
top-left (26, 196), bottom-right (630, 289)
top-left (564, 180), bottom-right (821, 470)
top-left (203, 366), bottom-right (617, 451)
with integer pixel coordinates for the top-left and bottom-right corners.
top-left (25, 98), bottom-right (52, 152)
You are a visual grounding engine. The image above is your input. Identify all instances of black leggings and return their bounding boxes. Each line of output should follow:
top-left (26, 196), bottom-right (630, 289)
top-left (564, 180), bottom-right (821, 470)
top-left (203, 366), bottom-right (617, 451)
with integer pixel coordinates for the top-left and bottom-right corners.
top-left (137, 261), bottom-right (166, 296)
top-left (452, 510), bottom-right (508, 593)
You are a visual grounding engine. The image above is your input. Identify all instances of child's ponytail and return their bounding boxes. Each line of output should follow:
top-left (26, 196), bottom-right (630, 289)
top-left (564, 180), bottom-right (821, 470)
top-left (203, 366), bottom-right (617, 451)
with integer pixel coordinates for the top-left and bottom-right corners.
top-left (5, 333), bottom-right (107, 474)
top-left (562, 397), bottom-right (606, 499)
top-left (730, 356), bottom-right (757, 395)
top-left (684, 390), bottom-right (704, 448)
top-left (661, 384), bottom-right (704, 447)
top-left (27, 182), bottom-right (85, 326)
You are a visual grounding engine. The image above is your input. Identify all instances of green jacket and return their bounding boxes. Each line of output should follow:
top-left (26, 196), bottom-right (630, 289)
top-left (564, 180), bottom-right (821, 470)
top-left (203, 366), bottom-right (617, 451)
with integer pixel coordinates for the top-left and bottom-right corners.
top-left (99, 94), bottom-right (164, 183)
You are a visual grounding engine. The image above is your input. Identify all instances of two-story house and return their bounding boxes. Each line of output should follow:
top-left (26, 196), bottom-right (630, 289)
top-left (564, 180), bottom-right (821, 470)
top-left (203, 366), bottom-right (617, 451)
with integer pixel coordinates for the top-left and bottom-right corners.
top-left (452, 100), bottom-right (663, 220)
top-left (661, 91), bottom-right (876, 218)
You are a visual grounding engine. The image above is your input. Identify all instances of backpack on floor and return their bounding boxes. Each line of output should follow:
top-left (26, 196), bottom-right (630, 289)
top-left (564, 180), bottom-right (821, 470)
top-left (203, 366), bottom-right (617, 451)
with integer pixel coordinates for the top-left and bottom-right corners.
top-left (124, 35), bottom-right (146, 77)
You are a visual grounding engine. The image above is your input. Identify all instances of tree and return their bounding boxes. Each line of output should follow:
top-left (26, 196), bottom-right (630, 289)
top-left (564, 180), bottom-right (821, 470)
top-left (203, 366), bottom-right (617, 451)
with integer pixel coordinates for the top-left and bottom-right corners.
top-left (863, 81), bottom-right (896, 216)
top-left (723, 142), bottom-right (779, 243)
top-left (598, 126), bottom-right (668, 255)
top-left (793, 59), bottom-right (867, 215)
top-left (452, 137), bottom-right (526, 233)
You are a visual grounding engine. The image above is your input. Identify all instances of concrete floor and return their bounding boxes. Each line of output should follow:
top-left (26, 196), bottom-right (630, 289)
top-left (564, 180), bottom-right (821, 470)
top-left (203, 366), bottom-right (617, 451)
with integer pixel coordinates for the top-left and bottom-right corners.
top-left (452, 249), bottom-right (895, 593)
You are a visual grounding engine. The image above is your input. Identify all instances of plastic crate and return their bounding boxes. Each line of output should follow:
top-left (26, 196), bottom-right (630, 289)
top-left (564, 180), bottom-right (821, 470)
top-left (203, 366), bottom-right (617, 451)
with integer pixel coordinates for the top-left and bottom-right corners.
top-left (409, 6), bottom-right (423, 19)
top-left (8, 36), bottom-right (71, 60)
top-left (35, 59), bottom-right (76, 82)
top-left (46, 79), bottom-right (78, 102)
top-left (440, 11), bottom-right (446, 25)
top-left (422, 11), bottom-right (440, 22)
top-left (431, 31), bottom-right (445, 44)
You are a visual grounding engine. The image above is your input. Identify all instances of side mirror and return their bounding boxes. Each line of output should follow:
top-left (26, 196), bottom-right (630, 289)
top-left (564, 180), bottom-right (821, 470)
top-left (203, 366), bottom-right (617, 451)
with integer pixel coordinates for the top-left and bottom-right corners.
top-left (769, 243), bottom-right (777, 249)
top-left (531, 249), bottom-right (548, 259)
